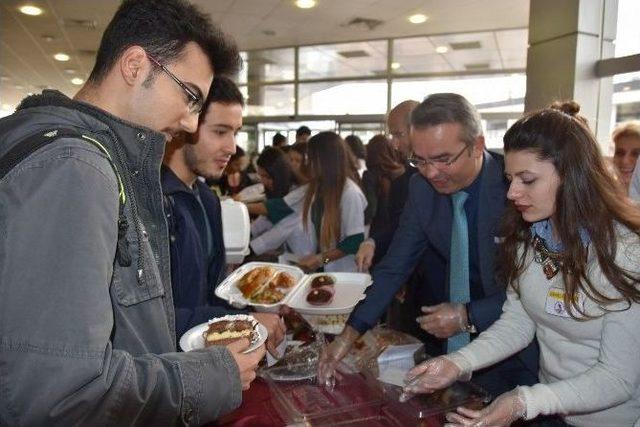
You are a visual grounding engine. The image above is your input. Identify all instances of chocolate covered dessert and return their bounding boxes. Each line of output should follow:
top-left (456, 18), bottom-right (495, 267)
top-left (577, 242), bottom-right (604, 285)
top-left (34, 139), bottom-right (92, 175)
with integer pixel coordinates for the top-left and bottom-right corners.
top-left (203, 319), bottom-right (256, 347)
top-left (306, 287), bottom-right (335, 305)
top-left (310, 274), bottom-right (335, 289)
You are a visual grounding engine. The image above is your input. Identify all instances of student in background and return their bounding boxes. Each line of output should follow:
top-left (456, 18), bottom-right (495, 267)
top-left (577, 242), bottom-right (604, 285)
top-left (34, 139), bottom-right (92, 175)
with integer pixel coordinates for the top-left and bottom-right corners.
top-left (295, 132), bottom-right (367, 273)
top-left (612, 120), bottom-right (640, 196)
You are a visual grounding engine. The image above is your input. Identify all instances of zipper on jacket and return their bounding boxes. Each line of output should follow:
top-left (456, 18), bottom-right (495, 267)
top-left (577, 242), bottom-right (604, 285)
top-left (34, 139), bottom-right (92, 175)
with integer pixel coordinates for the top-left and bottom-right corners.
top-left (103, 130), bottom-right (146, 286)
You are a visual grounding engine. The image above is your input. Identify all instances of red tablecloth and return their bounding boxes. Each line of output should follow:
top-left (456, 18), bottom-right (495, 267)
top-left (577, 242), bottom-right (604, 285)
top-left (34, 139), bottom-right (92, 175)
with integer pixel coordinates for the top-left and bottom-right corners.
top-left (215, 378), bottom-right (445, 427)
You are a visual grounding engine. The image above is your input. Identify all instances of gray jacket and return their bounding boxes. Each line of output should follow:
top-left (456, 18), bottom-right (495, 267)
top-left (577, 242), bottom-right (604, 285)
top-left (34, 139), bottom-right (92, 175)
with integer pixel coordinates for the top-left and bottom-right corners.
top-left (0, 91), bottom-right (242, 426)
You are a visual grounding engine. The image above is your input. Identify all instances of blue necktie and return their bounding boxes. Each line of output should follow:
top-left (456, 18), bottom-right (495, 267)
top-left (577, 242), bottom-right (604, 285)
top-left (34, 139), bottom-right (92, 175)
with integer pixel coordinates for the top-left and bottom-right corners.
top-left (447, 191), bottom-right (470, 353)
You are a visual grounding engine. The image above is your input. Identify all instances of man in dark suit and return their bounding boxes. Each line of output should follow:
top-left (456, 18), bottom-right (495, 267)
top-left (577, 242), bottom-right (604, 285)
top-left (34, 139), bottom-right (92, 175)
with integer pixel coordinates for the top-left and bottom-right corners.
top-left (320, 93), bottom-right (538, 397)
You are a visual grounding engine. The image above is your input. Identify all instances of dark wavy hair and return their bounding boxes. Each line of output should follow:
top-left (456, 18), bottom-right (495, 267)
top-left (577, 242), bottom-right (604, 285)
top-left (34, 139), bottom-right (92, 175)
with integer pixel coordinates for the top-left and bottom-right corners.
top-left (499, 100), bottom-right (640, 318)
top-left (256, 147), bottom-right (296, 198)
top-left (303, 132), bottom-right (350, 251)
top-left (88, 0), bottom-right (241, 83)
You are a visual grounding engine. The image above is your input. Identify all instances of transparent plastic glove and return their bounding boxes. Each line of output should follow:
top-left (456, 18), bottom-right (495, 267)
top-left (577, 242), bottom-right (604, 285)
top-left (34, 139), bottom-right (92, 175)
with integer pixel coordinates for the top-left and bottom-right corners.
top-left (317, 325), bottom-right (359, 389)
top-left (355, 239), bottom-right (375, 272)
top-left (400, 356), bottom-right (462, 401)
top-left (417, 303), bottom-right (468, 339)
top-left (444, 388), bottom-right (526, 427)
top-left (252, 312), bottom-right (286, 357)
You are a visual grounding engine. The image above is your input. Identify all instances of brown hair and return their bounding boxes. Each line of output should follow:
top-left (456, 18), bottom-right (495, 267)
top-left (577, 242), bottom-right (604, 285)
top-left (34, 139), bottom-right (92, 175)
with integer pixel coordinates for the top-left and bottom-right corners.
top-left (499, 100), bottom-right (640, 318)
top-left (612, 120), bottom-right (640, 144)
top-left (365, 134), bottom-right (405, 199)
top-left (302, 132), bottom-right (350, 251)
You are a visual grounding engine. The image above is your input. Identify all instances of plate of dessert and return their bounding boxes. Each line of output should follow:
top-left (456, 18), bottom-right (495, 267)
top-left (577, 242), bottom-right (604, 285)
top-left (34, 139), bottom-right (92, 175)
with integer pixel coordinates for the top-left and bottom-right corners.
top-left (179, 314), bottom-right (268, 353)
top-left (285, 272), bottom-right (373, 315)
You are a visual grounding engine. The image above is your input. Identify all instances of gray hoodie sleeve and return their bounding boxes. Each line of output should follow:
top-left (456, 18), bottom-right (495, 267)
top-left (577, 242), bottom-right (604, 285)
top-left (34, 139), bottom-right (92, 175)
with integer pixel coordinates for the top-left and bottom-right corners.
top-left (0, 143), bottom-right (241, 426)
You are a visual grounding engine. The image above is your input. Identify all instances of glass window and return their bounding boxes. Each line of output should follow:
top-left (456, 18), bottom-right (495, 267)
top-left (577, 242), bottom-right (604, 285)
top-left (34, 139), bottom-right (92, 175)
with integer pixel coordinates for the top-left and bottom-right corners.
top-left (392, 29), bottom-right (527, 75)
top-left (615, 0), bottom-right (640, 57)
top-left (240, 84), bottom-right (295, 116)
top-left (612, 71), bottom-right (640, 123)
top-left (298, 80), bottom-right (387, 115)
top-left (391, 74), bottom-right (526, 113)
top-left (244, 48), bottom-right (295, 83)
top-left (237, 52), bottom-right (248, 84)
top-left (299, 41), bottom-right (388, 80)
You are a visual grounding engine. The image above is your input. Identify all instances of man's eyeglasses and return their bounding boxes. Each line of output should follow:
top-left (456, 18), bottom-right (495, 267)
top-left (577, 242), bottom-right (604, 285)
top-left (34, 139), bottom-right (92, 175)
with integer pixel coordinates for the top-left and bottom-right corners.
top-left (146, 52), bottom-right (204, 115)
top-left (408, 144), bottom-right (470, 169)
top-left (389, 130), bottom-right (407, 140)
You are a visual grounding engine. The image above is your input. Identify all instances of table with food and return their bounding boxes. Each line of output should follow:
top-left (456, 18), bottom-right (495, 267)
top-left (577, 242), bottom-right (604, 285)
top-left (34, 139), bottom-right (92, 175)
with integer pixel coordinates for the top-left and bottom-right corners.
top-left (180, 263), bottom-right (490, 427)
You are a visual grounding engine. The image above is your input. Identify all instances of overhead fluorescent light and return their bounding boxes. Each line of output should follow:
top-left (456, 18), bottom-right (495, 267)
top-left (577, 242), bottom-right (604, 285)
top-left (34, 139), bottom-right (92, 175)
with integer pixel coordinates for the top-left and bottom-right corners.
top-left (19, 5), bottom-right (43, 16)
top-left (408, 14), bottom-right (428, 24)
top-left (71, 78), bottom-right (84, 85)
top-left (391, 62), bottom-right (401, 70)
top-left (54, 53), bottom-right (70, 62)
top-left (295, 0), bottom-right (316, 9)
top-left (435, 46), bottom-right (449, 54)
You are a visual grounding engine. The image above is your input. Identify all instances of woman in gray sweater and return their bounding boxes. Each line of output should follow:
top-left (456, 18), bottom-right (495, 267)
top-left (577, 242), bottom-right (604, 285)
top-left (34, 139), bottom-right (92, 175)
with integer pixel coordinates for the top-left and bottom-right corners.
top-left (402, 101), bottom-right (640, 426)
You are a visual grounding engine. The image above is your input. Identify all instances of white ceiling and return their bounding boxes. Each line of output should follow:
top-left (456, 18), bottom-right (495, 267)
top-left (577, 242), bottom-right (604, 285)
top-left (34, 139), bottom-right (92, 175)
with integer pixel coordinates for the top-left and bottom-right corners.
top-left (0, 0), bottom-right (530, 111)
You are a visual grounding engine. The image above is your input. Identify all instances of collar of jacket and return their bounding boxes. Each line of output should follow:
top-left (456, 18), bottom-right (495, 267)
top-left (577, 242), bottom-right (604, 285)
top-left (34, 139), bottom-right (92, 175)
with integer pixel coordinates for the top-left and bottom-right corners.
top-left (161, 164), bottom-right (197, 195)
top-left (16, 89), bottom-right (166, 170)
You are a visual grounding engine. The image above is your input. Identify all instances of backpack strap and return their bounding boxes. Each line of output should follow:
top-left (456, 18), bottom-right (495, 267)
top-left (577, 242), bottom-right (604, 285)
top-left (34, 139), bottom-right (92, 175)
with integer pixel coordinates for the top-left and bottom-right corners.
top-left (0, 127), bottom-right (132, 266)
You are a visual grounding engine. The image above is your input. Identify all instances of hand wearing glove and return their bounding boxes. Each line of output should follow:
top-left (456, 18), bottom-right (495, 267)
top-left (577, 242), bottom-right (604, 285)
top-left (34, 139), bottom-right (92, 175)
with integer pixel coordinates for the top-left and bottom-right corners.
top-left (444, 388), bottom-right (527, 427)
top-left (402, 355), bottom-right (462, 396)
top-left (252, 312), bottom-right (286, 357)
top-left (417, 303), bottom-right (469, 339)
top-left (317, 325), bottom-right (360, 389)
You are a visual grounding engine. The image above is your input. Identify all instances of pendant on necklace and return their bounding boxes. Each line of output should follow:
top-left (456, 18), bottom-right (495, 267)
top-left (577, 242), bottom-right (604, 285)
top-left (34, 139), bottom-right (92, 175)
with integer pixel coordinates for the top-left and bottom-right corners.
top-left (542, 258), bottom-right (559, 280)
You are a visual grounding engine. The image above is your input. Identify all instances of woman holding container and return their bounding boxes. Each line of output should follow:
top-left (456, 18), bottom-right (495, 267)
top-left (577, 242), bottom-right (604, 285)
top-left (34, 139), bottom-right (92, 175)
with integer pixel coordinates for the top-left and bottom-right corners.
top-left (403, 101), bottom-right (640, 426)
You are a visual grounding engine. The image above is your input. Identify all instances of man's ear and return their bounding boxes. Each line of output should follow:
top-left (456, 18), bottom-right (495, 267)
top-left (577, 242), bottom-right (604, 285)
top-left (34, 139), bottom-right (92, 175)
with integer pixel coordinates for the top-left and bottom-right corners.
top-left (118, 46), bottom-right (149, 86)
top-left (472, 135), bottom-right (485, 157)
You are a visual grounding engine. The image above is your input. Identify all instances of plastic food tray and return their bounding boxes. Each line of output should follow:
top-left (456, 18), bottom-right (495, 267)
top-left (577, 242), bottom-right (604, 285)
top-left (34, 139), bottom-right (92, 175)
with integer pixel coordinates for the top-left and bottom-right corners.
top-left (266, 365), bottom-right (385, 426)
top-left (215, 263), bottom-right (372, 315)
top-left (382, 380), bottom-right (491, 419)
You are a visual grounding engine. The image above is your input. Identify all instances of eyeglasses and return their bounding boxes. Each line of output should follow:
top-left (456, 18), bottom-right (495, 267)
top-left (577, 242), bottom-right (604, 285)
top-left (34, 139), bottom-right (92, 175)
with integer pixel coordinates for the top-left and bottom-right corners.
top-left (408, 144), bottom-right (470, 169)
top-left (146, 52), bottom-right (204, 115)
top-left (389, 130), bottom-right (407, 140)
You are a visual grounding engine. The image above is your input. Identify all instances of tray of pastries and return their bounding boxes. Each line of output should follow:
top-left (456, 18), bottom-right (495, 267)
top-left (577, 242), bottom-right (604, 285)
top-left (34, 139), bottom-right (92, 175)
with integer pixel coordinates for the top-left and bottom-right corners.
top-left (215, 262), bottom-right (306, 310)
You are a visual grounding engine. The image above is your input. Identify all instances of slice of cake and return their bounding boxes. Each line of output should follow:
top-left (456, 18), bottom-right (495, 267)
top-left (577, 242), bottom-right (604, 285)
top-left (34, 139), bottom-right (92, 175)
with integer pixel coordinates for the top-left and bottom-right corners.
top-left (203, 319), bottom-right (256, 347)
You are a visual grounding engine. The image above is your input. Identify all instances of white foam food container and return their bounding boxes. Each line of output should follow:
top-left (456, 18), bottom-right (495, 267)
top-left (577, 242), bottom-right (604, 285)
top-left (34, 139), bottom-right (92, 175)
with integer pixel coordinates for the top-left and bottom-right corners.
top-left (286, 272), bottom-right (372, 315)
top-left (215, 262), bottom-right (306, 311)
top-left (220, 199), bottom-right (250, 264)
top-left (215, 263), bottom-right (372, 315)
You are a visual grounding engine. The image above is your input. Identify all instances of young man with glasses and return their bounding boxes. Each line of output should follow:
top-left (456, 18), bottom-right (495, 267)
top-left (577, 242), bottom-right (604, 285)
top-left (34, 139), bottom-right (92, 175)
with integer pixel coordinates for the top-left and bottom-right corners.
top-left (320, 93), bottom-right (539, 399)
top-left (0, 1), bottom-right (263, 425)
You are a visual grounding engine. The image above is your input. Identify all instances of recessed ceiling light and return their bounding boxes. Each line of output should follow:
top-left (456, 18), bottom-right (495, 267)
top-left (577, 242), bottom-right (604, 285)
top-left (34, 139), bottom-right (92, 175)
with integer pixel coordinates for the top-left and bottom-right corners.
top-left (295, 0), bottom-right (316, 9)
top-left (623, 86), bottom-right (631, 91)
top-left (435, 45), bottom-right (449, 54)
top-left (391, 62), bottom-right (400, 70)
top-left (71, 77), bottom-right (84, 85)
top-left (408, 14), bottom-right (428, 24)
top-left (19, 5), bottom-right (43, 16)
top-left (54, 53), bottom-right (70, 62)
top-left (64, 69), bottom-right (76, 74)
